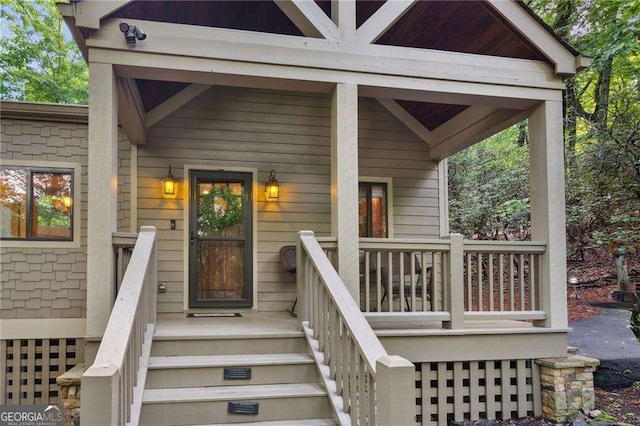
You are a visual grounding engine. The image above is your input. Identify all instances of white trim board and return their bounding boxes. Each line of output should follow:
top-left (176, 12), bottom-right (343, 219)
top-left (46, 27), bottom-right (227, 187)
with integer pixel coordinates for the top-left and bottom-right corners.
top-left (182, 165), bottom-right (259, 311)
top-left (0, 318), bottom-right (86, 340)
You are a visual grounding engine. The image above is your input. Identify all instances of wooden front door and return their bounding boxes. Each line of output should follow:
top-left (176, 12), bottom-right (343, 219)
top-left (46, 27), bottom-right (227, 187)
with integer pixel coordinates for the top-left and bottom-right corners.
top-left (189, 170), bottom-right (253, 308)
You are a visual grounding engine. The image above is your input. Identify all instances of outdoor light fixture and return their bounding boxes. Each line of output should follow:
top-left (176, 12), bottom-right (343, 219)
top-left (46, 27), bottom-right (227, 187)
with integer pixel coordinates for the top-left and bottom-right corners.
top-left (264, 170), bottom-right (280, 200)
top-left (569, 270), bottom-right (580, 299)
top-left (119, 21), bottom-right (146, 45)
top-left (163, 166), bottom-right (178, 197)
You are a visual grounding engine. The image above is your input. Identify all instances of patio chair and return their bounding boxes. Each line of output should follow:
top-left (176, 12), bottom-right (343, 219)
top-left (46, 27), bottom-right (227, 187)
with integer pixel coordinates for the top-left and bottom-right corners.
top-left (368, 251), bottom-right (430, 311)
top-left (279, 245), bottom-right (297, 317)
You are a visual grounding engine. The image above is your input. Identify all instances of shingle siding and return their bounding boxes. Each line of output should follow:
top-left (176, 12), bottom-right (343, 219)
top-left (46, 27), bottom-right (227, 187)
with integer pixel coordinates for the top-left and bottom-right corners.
top-left (0, 116), bottom-right (131, 319)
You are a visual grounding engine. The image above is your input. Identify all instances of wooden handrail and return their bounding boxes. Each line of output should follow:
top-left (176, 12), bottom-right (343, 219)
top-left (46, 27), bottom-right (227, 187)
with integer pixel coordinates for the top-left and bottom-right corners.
top-left (83, 226), bottom-right (157, 426)
top-left (298, 231), bottom-right (414, 425)
top-left (301, 233), bottom-right (387, 374)
top-left (463, 240), bottom-right (547, 254)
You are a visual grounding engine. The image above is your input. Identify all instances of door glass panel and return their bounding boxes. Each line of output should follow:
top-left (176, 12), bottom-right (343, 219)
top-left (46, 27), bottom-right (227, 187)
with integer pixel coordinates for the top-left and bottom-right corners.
top-left (196, 240), bottom-right (245, 301)
top-left (370, 184), bottom-right (387, 238)
top-left (197, 183), bottom-right (244, 238)
top-left (358, 185), bottom-right (369, 237)
top-left (194, 180), bottom-right (247, 303)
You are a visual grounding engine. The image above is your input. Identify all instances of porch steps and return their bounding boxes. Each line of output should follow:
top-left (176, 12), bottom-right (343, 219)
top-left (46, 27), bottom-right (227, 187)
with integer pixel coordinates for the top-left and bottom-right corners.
top-left (146, 353), bottom-right (318, 388)
top-left (138, 319), bottom-right (337, 425)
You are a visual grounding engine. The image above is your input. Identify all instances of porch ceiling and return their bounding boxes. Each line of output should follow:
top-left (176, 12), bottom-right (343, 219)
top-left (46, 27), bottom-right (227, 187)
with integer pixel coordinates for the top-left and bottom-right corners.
top-left (109, 0), bottom-right (557, 131)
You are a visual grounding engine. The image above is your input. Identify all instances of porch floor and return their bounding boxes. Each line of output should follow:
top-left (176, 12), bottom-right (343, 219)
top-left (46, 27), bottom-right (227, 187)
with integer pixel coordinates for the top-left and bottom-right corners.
top-left (155, 311), bottom-right (301, 339)
top-left (156, 312), bottom-right (562, 338)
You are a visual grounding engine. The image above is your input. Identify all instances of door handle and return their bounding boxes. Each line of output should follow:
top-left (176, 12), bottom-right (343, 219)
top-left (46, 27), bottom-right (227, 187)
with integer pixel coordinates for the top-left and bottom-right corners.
top-left (190, 232), bottom-right (195, 245)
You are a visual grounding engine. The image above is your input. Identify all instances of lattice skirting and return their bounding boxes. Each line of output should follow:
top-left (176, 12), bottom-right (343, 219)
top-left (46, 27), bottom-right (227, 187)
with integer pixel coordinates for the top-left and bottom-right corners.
top-left (415, 359), bottom-right (541, 425)
top-left (1, 338), bottom-right (84, 405)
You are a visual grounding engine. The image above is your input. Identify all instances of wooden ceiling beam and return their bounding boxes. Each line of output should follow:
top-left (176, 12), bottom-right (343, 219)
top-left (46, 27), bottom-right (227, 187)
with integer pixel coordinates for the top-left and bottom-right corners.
top-left (486, 0), bottom-right (579, 74)
top-left (73, 0), bottom-right (133, 30)
top-left (91, 46), bottom-right (559, 110)
top-left (355, 0), bottom-right (417, 44)
top-left (146, 84), bottom-right (211, 128)
top-left (274, 0), bottom-right (339, 40)
top-left (89, 19), bottom-right (564, 92)
top-left (429, 107), bottom-right (527, 160)
top-left (116, 77), bottom-right (146, 145)
top-left (332, 0), bottom-right (356, 41)
top-left (375, 98), bottom-right (432, 147)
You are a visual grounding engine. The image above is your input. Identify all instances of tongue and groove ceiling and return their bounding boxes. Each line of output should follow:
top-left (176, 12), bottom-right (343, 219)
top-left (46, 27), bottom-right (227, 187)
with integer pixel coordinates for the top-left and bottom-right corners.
top-left (112, 0), bottom-right (554, 133)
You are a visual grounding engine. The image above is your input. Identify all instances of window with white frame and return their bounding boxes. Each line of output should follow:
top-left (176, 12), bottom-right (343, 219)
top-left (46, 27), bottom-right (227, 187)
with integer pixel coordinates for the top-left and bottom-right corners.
top-left (0, 166), bottom-right (75, 241)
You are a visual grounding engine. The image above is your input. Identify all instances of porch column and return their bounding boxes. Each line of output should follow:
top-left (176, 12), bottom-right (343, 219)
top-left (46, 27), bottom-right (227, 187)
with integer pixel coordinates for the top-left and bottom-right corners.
top-left (331, 83), bottom-right (360, 302)
top-left (529, 100), bottom-right (567, 329)
top-left (86, 62), bottom-right (119, 360)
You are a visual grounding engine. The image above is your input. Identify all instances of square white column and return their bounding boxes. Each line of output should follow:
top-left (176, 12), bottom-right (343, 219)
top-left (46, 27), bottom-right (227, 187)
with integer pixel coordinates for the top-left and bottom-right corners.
top-left (86, 62), bottom-right (119, 340)
top-left (529, 100), bottom-right (568, 329)
top-left (331, 83), bottom-right (360, 302)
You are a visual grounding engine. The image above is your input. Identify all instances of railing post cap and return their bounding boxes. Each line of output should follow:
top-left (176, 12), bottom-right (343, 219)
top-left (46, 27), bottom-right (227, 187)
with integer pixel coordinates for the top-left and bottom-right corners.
top-left (442, 233), bottom-right (464, 241)
top-left (83, 362), bottom-right (120, 378)
top-left (377, 355), bottom-right (414, 369)
top-left (298, 230), bottom-right (315, 237)
top-left (140, 226), bottom-right (157, 233)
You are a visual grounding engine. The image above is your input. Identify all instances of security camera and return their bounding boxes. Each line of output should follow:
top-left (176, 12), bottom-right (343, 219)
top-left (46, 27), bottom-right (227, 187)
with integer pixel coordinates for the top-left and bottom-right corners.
top-left (119, 21), bottom-right (146, 45)
top-left (133, 26), bottom-right (146, 41)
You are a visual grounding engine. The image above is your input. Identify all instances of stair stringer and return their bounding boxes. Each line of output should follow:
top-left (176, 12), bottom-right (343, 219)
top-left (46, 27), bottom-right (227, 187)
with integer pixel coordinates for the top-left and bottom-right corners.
top-left (303, 321), bottom-right (351, 426)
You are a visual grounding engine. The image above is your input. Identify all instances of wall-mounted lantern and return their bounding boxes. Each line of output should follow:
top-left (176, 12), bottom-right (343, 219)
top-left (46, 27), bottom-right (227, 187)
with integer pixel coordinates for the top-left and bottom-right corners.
top-left (264, 170), bottom-right (280, 200)
top-left (163, 166), bottom-right (178, 198)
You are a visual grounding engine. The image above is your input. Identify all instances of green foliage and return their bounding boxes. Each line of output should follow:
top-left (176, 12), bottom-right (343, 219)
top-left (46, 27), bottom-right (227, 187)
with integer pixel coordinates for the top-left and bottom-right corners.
top-left (448, 123), bottom-right (531, 240)
top-left (1, 0), bottom-right (88, 104)
top-left (198, 186), bottom-right (244, 233)
top-left (451, 0), bottom-right (640, 253)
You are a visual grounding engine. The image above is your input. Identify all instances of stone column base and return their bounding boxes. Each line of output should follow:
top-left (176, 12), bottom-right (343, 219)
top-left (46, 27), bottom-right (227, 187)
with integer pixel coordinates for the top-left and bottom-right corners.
top-left (56, 363), bottom-right (84, 426)
top-left (535, 355), bottom-right (600, 423)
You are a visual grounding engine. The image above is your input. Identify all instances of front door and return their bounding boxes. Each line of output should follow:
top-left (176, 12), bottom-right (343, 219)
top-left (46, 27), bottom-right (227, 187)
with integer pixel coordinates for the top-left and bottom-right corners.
top-left (189, 170), bottom-right (253, 308)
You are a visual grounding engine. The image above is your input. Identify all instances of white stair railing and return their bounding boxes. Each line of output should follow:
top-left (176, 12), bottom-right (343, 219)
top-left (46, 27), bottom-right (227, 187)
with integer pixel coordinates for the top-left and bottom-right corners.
top-left (297, 231), bottom-right (415, 426)
top-left (83, 226), bottom-right (158, 426)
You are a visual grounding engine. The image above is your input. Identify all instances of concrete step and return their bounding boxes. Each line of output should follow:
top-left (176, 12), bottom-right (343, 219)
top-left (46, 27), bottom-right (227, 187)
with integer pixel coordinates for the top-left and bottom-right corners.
top-left (139, 383), bottom-right (333, 425)
top-left (146, 353), bottom-right (317, 388)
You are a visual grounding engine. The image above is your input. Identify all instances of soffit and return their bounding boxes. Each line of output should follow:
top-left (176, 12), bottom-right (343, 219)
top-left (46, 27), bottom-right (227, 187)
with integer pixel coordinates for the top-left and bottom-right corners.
top-left (106, 1), bottom-right (556, 132)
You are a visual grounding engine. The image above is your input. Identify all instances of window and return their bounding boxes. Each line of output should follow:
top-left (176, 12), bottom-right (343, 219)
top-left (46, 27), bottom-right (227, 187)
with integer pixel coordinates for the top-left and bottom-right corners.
top-left (0, 167), bottom-right (74, 241)
top-left (359, 182), bottom-right (388, 238)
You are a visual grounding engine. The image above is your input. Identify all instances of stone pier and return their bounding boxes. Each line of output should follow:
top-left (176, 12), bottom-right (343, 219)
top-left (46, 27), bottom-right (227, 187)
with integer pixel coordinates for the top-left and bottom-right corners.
top-left (536, 355), bottom-right (600, 423)
top-left (56, 364), bottom-right (84, 426)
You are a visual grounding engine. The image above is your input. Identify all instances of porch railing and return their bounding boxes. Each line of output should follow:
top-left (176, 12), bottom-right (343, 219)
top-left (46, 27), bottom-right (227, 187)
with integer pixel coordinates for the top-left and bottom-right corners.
top-left (113, 232), bottom-right (138, 295)
top-left (298, 231), bottom-right (415, 425)
top-left (463, 241), bottom-right (546, 322)
top-left (360, 235), bottom-right (548, 328)
top-left (83, 226), bottom-right (157, 426)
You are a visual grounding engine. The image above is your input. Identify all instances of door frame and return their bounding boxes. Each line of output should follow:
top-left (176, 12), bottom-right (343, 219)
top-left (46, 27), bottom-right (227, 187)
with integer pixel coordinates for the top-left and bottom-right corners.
top-left (183, 165), bottom-right (258, 311)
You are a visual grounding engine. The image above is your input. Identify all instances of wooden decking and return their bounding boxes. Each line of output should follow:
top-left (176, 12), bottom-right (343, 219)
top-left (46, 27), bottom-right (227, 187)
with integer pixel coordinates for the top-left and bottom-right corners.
top-left (156, 312), bottom-right (567, 349)
top-left (155, 312), bottom-right (301, 339)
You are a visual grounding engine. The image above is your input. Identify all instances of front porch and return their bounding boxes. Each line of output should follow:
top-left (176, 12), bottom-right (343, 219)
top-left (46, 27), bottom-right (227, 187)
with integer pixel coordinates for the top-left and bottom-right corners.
top-left (53, 0), bottom-right (587, 423)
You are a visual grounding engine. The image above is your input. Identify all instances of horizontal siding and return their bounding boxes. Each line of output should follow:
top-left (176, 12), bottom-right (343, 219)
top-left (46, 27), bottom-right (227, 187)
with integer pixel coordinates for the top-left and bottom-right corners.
top-left (138, 86), bottom-right (439, 314)
top-left (139, 86), bottom-right (332, 313)
top-left (358, 98), bottom-right (440, 239)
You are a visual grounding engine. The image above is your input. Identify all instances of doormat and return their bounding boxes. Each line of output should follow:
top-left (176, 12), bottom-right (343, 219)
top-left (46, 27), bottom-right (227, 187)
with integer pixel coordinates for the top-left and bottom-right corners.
top-left (187, 313), bottom-right (242, 318)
